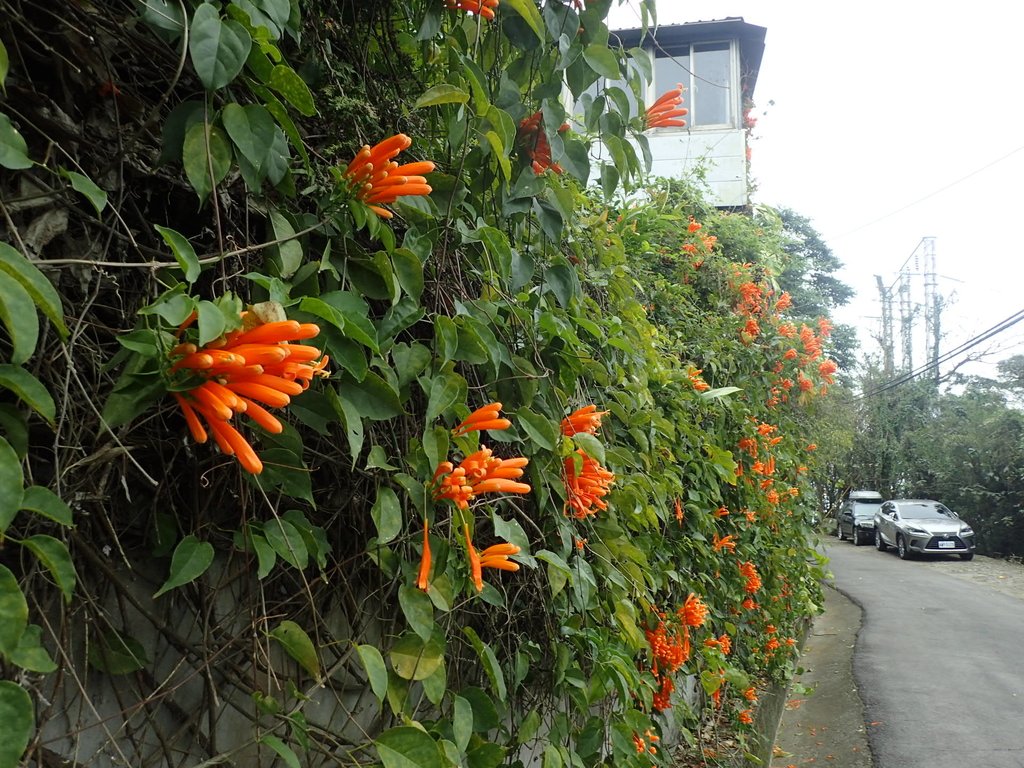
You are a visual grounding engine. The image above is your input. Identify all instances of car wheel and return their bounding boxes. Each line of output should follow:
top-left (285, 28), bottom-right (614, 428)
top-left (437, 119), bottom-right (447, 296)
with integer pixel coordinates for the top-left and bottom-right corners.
top-left (837, 524), bottom-right (846, 541)
top-left (960, 552), bottom-right (974, 561)
top-left (853, 529), bottom-right (862, 546)
top-left (897, 535), bottom-right (911, 560)
top-left (875, 529), bottom-right (887, 551)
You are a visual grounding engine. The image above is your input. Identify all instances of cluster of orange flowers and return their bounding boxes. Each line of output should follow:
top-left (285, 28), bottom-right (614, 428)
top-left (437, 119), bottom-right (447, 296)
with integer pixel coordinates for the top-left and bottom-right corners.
top-left (703, 633), bottom-right (732, 655)
top-left (444, 0), bottom-right (498, 20)
top-left (632, 729), bottom-right (659, 756)
top-left (518, 112), bottom-right (569, 175)
top-left (644, 594), bottom-right (708, 712)
top-left (341, 134), bottom-right (434, 219)
top-left (421, 403), bottom-right (531, 593)
top-left (644, 84), bottom-right (688, 129)
top-left (168, 314), bottom-right (329, 474)
top-left (432, 404), bottom-right (530, 510)
top-left (680, 217), bottom-right (717, 268)
top-left (561, 405), bottom-right (615, 518)
top-left (739, 560), bottom-right (762, 594)
top-left (687, 365), bottom-right (710, 392)
top-left (712, 533), bottom-right (736, 553)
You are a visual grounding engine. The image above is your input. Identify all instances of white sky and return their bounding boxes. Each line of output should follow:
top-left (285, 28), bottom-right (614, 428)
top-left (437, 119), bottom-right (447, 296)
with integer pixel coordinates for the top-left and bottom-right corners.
top-left (610, 1), bottom-right (1024, 379)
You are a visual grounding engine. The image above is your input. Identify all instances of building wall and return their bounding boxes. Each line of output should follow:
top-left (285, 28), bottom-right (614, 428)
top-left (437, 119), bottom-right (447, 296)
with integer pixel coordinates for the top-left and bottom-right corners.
top-left (645, 127), bottom-right (749, 207)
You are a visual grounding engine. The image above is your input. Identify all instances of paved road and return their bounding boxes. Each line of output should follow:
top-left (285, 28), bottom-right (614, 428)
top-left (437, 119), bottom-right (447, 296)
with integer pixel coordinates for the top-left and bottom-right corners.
top-left (827, 542), bottom-right (1024, 768)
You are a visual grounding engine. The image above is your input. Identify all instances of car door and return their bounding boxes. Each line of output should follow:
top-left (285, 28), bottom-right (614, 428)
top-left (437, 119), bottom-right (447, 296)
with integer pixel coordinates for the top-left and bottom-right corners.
top-left (878, 502), bottom-right (895, 543)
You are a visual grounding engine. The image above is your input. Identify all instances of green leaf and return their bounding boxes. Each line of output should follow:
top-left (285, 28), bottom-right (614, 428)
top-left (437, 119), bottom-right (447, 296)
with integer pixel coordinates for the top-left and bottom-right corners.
top-left (398, 585), bottom-right (434, 641)
top-left (516, 407), bottom-right (557, 451)
top-left (251, 532), bottom-right (276, 579)
top-left (138, 0), bottom-right (187, 35)
top-left (268, 208), bottom-right (303, 278)
top-left (339, 371), bottom-right (404, 421)
top-left (0, 437), bottom-right (23, 534)
top-left (60, 169), bottom-right (108, 215)
top-left (0, 113), bottom-right (31, 169)
top-left (269, 620), bottom-right (320, 680)
top-left (454, 695), bottom-right (473, 752)
top-left (389, 630), bottom-right (444, 681)
top-left (0, 365), bottom-right (55, 424)
top-left (9, 624), bottom-right (56, 673)
top-left (477, 227), bottom-right (513, 279)
top-left (182, 121), bottom-right (233, 201)
top-left (0, 243), bottom-right (66, 339)
top-left (0, 271), bottom-right (38, 365)
top-left (700, 386), bottom-right (743, 400)
top-left (154, 225), bottom-right (201, 283)
top-left (153, 535), bottom-right (213, 598)
top-left (424, 371), bottom-right (467, 424)
top-left (583, 43), bottom-right (620, 80)
top-left (303, 291), bottom-right (379, 352)
top-left (268, 64), bottom-right (316, 116)
top-left (413, 84), bottom-right (470, 109)
top-left (391, 249), bottom-right (425, 303)
top-left (463, 627), bottom-right (507, 701)
top-left (355, 643), bottom-right (389, 702)
top-left (260, 735), bottom-right (301, 768)
top-left (0, 681), bottom-right (33, 768)
top-left (221, 102), bottom-right (276, 174)
top-left (376, 727), bottom-right (443, 768)
top-left (502, 0), bottom-right (545, 41)
top-left (196, 299), bottom-right (226, 346)
top-left (264, 516), bottom-right (308, 569)
top-left (572, 432), bottom-right (605, 465)
top-left (189, 3), bottom-right (252, 90)
top-left (0, 40), bottom-right (8, 90)
top-left (88, 628), bottom-right (148, 674)
top-left (21, 535), bottom-right (76, 603)
top-left (371, 486), bottom-right (402, 544)
top-left (0, 404), bottom-right (28, 458)
top-left (0, 565), bottom-right (27, 657)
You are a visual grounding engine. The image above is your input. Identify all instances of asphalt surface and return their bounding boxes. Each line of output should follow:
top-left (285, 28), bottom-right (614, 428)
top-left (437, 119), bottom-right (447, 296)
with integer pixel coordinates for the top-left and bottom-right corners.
top-left (776, 542), bottom-right (1024, 768)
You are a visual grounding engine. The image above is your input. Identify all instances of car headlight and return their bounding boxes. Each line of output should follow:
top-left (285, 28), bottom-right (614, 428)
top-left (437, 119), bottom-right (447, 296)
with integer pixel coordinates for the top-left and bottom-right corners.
top-left (905, 526), bottom-right (928, 535)
top-left (960, 527), bottom-right (974, 536)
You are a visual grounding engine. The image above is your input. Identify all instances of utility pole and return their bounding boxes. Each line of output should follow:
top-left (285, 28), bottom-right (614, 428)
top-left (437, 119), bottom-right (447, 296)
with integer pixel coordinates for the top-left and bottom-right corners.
top-left (899, 269), bottom-right (913, 372)
top-left (922, 236), bottom-right (940, 382)
top-left (875, 274), bottom-right (894, 376)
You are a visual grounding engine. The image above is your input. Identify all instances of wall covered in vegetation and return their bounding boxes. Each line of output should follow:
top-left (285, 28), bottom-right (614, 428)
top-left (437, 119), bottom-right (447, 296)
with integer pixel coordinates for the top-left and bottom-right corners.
top-left (0, 1), bottom-right (839, 766)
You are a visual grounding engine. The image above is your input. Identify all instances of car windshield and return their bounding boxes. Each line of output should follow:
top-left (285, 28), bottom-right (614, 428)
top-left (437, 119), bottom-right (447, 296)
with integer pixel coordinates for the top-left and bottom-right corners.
top-left (853, 502), bottom-right (880, 516)
top-left (900, 503), bottom-right (956, 519)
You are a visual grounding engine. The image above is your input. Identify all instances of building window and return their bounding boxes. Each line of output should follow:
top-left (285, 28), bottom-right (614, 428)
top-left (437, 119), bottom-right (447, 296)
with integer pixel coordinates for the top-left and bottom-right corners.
top-left (654, 41), bottom-right (734, 128)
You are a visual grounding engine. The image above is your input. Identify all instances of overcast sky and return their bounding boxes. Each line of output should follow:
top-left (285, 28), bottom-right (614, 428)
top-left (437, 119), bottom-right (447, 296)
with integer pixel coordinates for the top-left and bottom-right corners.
top-left (610, 1), bottom-right (1024, 378)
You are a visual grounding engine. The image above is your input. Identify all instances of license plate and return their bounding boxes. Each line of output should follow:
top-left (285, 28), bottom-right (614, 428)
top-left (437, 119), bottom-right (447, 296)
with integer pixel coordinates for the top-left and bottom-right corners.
top-left (938, 540), bottom-right (955, 549)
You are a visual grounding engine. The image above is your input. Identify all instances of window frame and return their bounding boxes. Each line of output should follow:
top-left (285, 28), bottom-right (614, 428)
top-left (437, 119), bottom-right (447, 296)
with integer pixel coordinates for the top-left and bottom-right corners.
top-left (644, 38), bottom-right (741, 132)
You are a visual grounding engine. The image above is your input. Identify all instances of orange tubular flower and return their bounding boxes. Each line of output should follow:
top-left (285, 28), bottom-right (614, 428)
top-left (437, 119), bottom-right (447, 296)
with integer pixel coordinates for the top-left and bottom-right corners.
top-left (712, 533), bottom-right (736, 553)
top-left (342, 134), bottom-right (434, 219)
top-left (452, 401), bottom-right (512, 436)
top-left (739, 709), bottom-right (753, 725)
top-left (416, 519), bottom-right (432, 591)
top-left (563, 450), bottom-right (615, 518)
top-left (432, 446), bottom-right (531, 509)
top-left (168, 315), bottom-right (328, 474)
top-left (645, 84), bottom-right (688, 129)
top-left (560, 404), bottom-right (609, 436)
top-left (463, 524), bottom-right (520, 592)
top-left (445, 0), bottom-right (498, 19)
top-left (518, 111), bottom-right (569, 174)
top-left (681, 593), bottom-right (708, 627)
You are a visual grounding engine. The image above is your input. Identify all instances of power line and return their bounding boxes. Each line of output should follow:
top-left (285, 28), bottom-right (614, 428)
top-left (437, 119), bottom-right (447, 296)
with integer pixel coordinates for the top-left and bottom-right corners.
top-left (835, 144), bottom-right (1024, 240)
top-left (859, 306), bottom-right (1024, 398)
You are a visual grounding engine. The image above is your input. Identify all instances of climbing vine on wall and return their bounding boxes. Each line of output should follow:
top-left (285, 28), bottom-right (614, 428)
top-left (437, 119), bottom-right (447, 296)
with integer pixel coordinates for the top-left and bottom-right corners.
top-left (0, 1), bottom-right (836, 766)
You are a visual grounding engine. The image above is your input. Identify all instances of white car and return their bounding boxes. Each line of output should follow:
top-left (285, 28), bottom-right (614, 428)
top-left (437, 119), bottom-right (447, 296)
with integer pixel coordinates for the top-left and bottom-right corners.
top-left (873, 499), bottom-right (976, 561)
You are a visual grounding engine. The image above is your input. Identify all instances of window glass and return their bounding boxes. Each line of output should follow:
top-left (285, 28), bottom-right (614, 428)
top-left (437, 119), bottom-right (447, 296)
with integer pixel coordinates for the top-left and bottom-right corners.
top-left (692, 42), bottom-right (731, 126)
top-left (654, 51), bottom-right (690, 97)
